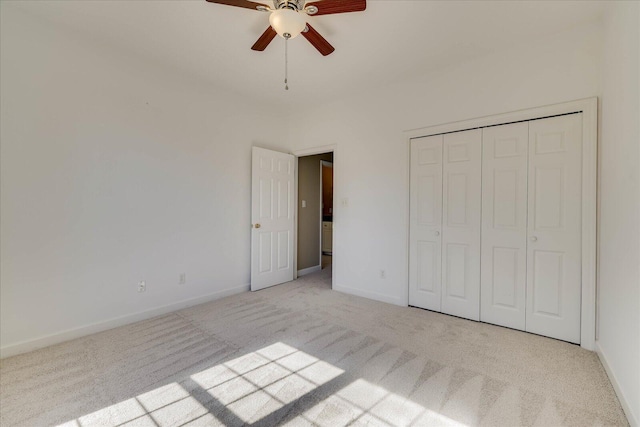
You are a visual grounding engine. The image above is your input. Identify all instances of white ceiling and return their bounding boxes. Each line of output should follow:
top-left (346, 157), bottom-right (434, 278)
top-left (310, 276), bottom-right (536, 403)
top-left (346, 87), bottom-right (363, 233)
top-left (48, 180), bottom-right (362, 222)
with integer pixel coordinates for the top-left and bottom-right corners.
top-left (7, 0), bottom-right (609, 108)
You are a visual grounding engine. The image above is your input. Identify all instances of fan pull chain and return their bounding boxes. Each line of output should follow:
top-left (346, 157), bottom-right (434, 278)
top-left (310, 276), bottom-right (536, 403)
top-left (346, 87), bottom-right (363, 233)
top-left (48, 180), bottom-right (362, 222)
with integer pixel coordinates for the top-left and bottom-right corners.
top-left (284, 35), bottom-right (289, 91)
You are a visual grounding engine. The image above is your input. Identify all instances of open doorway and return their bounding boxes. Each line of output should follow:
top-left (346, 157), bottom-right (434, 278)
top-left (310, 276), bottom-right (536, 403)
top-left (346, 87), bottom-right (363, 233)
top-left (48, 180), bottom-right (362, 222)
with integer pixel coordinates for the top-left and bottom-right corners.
top-left (320, 160), bottom-right (333, 270)
top-left (296, 152), bottom-right (334, 277)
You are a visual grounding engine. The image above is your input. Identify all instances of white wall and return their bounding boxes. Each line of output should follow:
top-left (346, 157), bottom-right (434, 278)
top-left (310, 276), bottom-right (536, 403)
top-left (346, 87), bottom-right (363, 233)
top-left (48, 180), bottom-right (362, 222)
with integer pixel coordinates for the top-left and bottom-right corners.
top-left (288, 21), bottom-right (603, 306)
top-left (597, 2), bottom-right (640, 425)
top-left (0, 6), bottom-right (290, 356)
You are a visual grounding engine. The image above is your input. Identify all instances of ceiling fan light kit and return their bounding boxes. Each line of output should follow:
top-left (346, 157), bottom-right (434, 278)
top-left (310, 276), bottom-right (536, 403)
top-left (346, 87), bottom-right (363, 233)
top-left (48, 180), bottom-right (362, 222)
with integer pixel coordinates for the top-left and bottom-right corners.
top-left (269, 8), bottom-right (306, 39)
top-left (206, 0), bottom-right (366, 89)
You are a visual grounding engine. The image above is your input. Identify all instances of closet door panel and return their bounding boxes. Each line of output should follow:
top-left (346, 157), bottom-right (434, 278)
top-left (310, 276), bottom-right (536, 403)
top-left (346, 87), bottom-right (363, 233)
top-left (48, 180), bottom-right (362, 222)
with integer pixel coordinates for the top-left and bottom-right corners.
top-left (441, 129), bottom-right (482, 321)
top-left (481, 123), bottom-right (528, 330)
top-left (526, 114), bottom-right (582, 344)
top-left (409, 136), bottom-right (443, 311)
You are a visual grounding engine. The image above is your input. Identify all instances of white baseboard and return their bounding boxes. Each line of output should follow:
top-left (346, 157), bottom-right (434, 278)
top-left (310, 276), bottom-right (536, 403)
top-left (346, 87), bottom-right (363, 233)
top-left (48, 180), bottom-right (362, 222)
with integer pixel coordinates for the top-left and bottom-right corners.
top-left (333, 283), bottom-right (405, 307)
top-left (0, 284), bottom-right (250, 359)
top-left (297, 265), bottom-right (321, 277)
top-left (595, 341), bottom-right (638, 427)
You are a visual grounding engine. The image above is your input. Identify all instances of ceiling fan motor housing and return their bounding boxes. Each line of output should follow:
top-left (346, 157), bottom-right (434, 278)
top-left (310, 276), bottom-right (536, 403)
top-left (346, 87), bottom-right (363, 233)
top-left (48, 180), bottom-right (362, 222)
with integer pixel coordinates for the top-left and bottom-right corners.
top-left (274, 0), bottom-right (305, 11)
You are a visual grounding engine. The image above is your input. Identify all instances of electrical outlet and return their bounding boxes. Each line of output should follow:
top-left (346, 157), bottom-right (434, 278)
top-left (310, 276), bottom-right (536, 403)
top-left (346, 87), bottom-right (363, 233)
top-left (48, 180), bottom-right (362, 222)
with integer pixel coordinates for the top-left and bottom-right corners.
top-left (301, 200), bottom-right (307, 208)
top-left (138, 281), bottom-right (146, 292)
top-left (380, 270), bottom-right (386, 279)
top-left (179, 273), bottom-right (186, 285)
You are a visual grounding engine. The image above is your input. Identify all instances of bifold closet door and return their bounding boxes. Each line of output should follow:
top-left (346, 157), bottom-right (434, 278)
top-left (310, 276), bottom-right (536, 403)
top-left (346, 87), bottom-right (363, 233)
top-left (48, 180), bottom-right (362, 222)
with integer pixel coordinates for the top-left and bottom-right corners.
top-left (481, 122), bottom-right (528, 330)
top-left (409, 135), bottom-right (443, 311)
top-left (441, 129), bottom-right (482, 321)
top-left (410, 113), bottom-right (584, 342)
top-left (526, 114), bottom-right (582, 344)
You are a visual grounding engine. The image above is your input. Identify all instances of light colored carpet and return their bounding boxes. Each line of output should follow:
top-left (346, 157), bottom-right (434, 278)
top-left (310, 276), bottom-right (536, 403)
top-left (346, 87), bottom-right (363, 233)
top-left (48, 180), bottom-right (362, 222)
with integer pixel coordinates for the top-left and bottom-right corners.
top-left (0, 267), bottom-right (628, 426)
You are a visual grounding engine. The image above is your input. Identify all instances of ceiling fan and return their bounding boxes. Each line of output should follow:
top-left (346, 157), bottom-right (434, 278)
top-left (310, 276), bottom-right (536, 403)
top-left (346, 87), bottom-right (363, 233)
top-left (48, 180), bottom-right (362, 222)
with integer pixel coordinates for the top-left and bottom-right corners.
top-left (205, 0), bottom-right (367, 56)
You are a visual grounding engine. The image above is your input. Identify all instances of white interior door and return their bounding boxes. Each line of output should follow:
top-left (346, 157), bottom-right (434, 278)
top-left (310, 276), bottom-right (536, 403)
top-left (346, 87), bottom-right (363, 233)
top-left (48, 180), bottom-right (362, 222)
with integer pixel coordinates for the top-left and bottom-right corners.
top-left (251, 147), bottom-right (295, 291)
top-left (526, 114), bottom-right (582, 343)
top-left (409, 135), bottom-right (443, 311)
top-left (481, 122), bottom-right (529, 330)
top-left (441, 129), bottom-right (482, 321)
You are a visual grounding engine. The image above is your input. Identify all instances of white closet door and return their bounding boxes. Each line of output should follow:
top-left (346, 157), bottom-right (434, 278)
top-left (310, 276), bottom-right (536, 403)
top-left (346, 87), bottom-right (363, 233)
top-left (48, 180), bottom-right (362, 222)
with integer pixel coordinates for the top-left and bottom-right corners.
top-left (409, 135), bottom-right (443, 311)
top-left (526, 114), bottom-right (582, 343)
top-left (481, 123), bottom-right (528, 330)
top-left (441, 129), bottom-right (482, 321)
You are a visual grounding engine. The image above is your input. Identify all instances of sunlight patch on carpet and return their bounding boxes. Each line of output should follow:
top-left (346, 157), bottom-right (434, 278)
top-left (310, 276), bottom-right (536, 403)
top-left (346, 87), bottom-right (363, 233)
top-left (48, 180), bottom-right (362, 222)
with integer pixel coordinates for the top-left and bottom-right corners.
top-left (57, 342), bottom-right (466, 426)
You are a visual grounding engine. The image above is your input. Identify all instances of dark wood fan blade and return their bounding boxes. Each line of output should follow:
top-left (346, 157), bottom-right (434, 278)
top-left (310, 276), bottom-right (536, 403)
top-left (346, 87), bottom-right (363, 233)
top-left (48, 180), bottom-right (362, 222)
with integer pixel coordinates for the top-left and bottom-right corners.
top-left (306, 0), bottom-right (366, 16)
top-left (251, 26), bottom-right (277, 51)
top-left (205, 0), bottom-right (266, 11)
top-left (302, 23), bottom-right (335, 56)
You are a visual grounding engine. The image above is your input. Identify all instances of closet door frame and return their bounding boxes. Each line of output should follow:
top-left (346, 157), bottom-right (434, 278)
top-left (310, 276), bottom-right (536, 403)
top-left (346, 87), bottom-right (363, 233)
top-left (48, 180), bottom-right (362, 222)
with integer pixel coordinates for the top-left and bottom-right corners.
top-left (403, 97), bottom-right (598, 351)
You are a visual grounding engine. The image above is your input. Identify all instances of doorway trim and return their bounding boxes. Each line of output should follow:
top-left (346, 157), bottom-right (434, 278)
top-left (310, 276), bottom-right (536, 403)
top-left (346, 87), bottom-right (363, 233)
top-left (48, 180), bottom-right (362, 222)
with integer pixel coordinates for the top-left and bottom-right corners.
top-left (403, 97), bottom-right (598, 350)
top-left (293, 144), bottom-right (337, 289)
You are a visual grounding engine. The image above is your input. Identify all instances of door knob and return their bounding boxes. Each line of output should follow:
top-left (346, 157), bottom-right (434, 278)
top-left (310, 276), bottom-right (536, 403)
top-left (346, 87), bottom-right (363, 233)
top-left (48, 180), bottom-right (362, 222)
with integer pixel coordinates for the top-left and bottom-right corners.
top-left (254, 224), bottom-right (261, 229)
top-left (435, 231), bottom-right (440, 236)
top-left (530, 236), bottom-right (537, 242)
